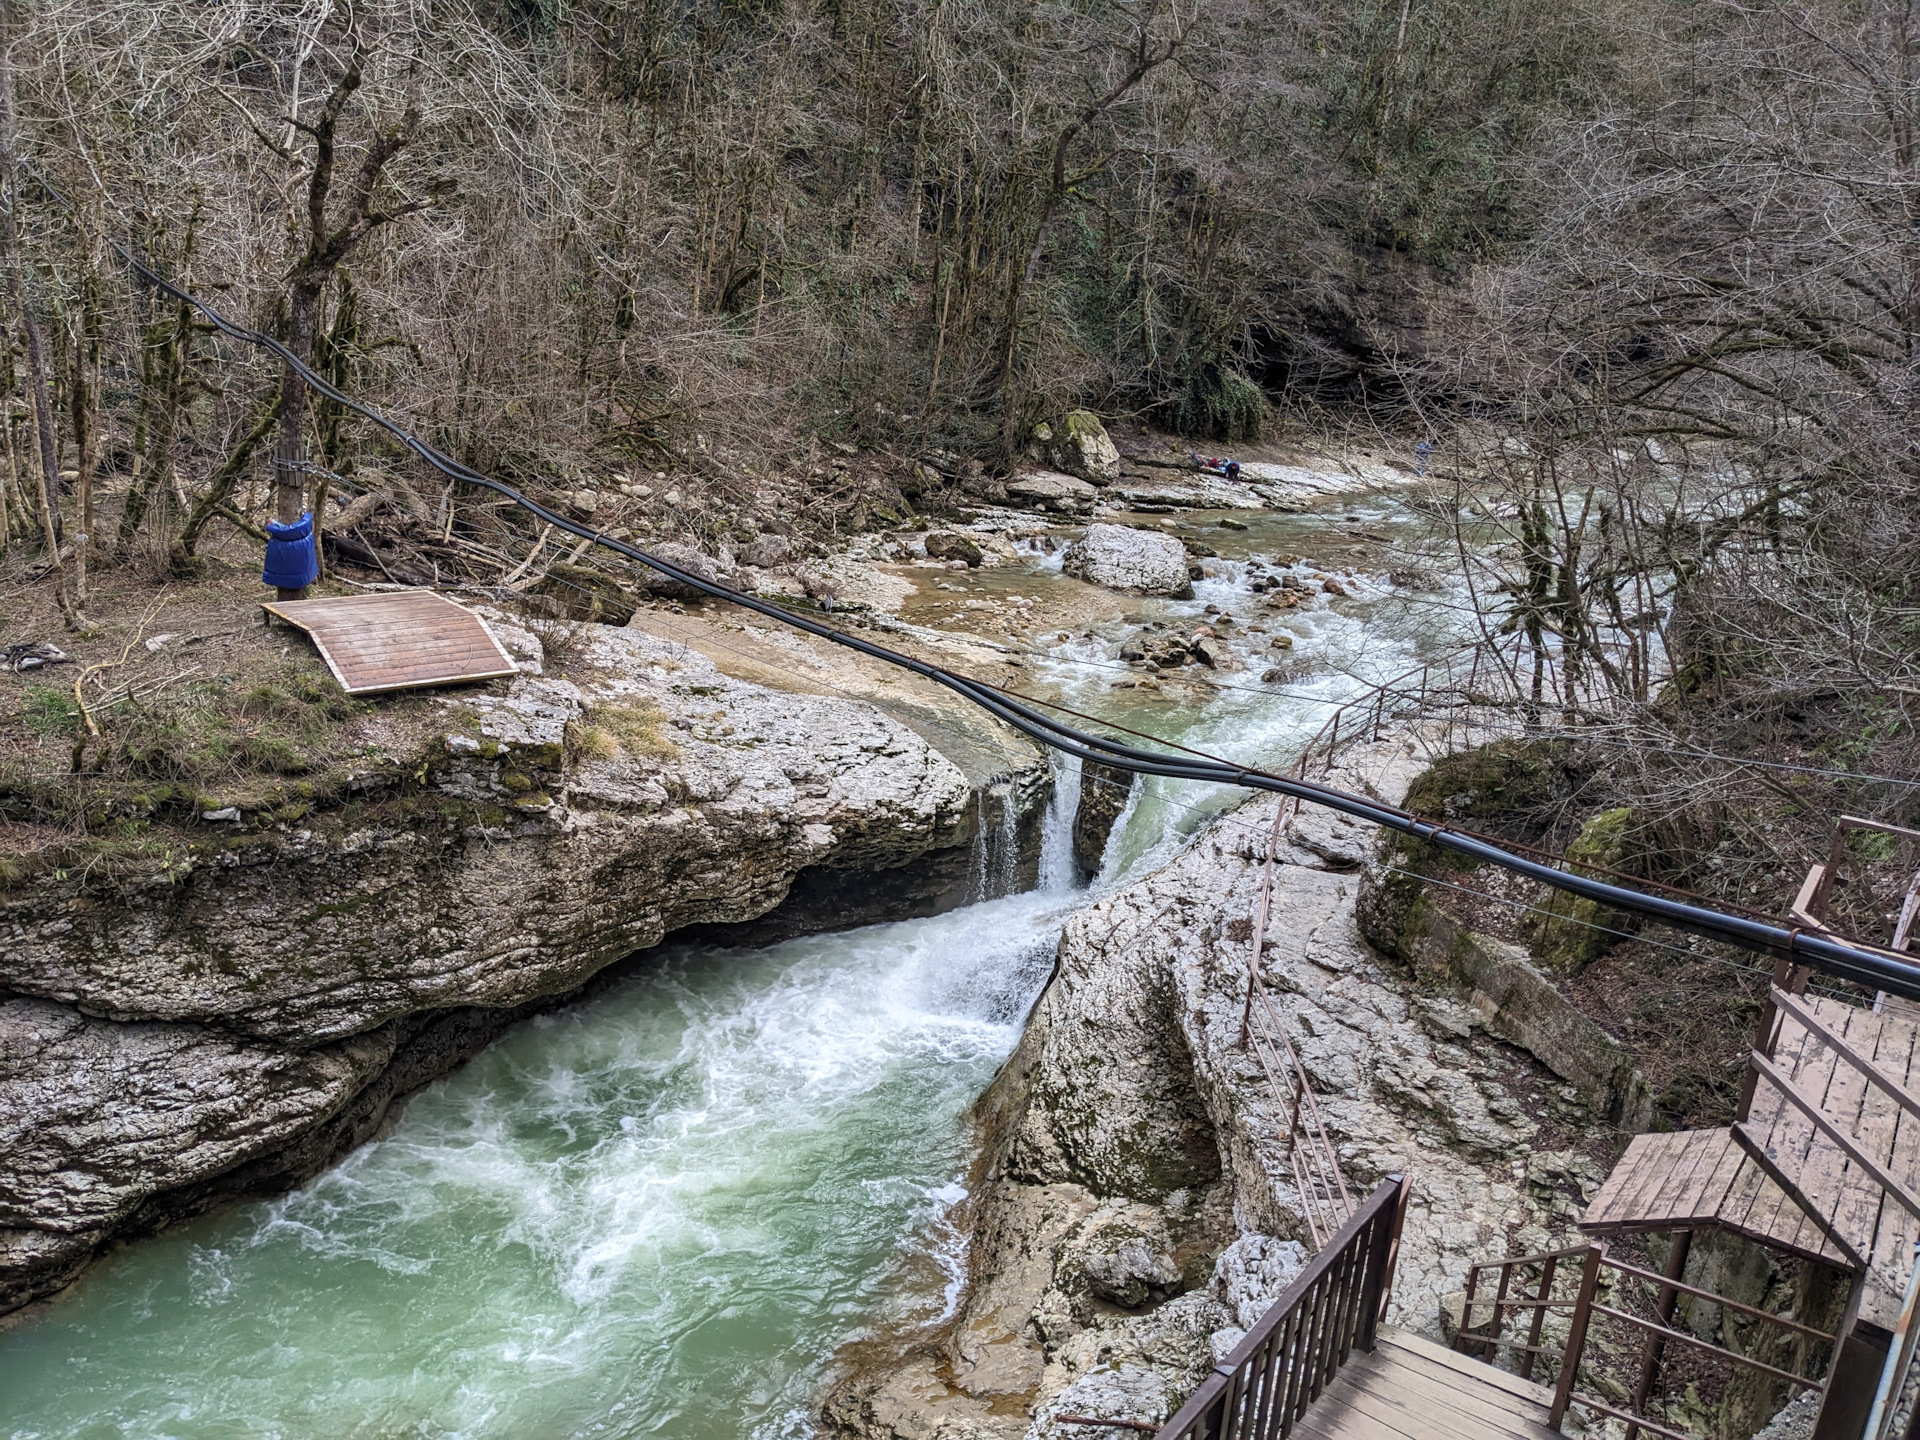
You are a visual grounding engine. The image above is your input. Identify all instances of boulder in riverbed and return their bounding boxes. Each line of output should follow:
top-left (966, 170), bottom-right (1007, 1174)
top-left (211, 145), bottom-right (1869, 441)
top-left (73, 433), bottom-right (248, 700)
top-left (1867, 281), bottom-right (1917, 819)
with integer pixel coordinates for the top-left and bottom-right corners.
top-left (1044, 410), bottom-right (1122, 486)
top-left (924, 530), bottom-right (984, 567)
top-left (636, 541), bottom-right (728, 599)
top-left (1061, 523), bottom-right (1193, 598)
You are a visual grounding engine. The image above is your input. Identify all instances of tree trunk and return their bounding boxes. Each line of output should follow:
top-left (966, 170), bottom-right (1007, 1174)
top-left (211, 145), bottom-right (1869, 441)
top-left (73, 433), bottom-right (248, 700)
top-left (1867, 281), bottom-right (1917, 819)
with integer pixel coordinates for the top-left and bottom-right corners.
top-left (271, 277), bottom-right (321, 598)
top-left (0, 6), bottom-right (79, 628)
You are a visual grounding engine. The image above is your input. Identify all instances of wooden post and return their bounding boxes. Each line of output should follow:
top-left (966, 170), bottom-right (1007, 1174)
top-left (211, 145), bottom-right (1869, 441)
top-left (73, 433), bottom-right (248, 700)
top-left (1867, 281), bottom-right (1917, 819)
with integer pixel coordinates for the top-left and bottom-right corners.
top-left (1811, 1304), bottom-right (1891, 1440)
top-left (1549, 1245), bottom-right (1606, 1430)
top-left (1522, 1254), bottom-right (1560, 1382)
top-left (1484, 1259), bottom-right (1517, 1363)
top-left (1359, 1174), bottom-right (1408, 1352)
top-left (1739, 955), bottom-right (1811, 1121)
top-left (1624, 1229), bottom-right (1692, 1440)
top-left (1461, 1263), bottom-right (1483, 1354)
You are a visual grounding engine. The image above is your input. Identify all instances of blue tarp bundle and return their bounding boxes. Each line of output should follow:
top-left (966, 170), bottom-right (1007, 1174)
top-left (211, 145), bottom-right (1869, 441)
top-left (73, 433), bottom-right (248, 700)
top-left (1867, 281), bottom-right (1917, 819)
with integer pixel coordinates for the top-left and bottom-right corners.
top-left (262, 512), bottom-right (319, 590)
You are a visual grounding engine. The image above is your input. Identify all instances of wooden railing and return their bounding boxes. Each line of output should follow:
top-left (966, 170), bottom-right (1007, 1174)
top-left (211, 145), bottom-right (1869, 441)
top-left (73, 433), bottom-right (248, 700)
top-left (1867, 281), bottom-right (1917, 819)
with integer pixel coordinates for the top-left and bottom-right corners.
top-left (1155, 1175), bottom-right (1408, 1440)
top-left (1456, 1239), bottom-right (1834, 1440)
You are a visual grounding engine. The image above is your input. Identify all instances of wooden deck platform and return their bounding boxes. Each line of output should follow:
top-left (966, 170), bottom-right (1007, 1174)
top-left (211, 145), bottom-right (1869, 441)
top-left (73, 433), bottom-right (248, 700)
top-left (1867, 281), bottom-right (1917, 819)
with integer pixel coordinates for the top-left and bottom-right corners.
top-left (1739, 989), bottom-right (1920, 1327)
top-left (1580, 1127), bottom-right (1850, 1267)
top-left (1292, 1329), bottom-right (1558, 1440)
top-left (262, 589), bottom-right (518, 695)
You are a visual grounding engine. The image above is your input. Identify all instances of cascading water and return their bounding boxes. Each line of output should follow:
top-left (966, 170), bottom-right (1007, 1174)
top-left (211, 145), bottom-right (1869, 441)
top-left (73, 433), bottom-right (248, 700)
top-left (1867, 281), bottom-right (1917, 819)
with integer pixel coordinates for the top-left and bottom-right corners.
top-left (0, 495), bottom-right (1470, 1439)
top-left (1037, 750), bottom-right (1083, 894)
top-left (964, 781), bottom-right (1025, 903)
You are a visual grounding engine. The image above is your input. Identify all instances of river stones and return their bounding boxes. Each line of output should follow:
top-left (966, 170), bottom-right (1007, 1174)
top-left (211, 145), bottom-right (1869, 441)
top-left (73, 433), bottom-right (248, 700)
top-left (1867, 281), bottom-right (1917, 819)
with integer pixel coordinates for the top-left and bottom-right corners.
top-left (1060, 523), bottom-right (1193, 598)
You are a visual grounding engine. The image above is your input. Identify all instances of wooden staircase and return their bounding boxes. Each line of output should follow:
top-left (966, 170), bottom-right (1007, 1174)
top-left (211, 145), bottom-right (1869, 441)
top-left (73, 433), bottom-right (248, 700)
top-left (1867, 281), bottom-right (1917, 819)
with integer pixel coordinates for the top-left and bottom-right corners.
top-left (1736, 973), bottom-right (1920, 1331)
top-left (1456, 812), bottom-right (1920, 1440)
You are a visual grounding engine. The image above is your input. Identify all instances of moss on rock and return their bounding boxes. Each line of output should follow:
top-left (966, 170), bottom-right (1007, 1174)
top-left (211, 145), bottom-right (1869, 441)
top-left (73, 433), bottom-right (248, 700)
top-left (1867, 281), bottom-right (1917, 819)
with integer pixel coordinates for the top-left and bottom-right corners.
top-left (1523, 806), bottom-right (1637, 973)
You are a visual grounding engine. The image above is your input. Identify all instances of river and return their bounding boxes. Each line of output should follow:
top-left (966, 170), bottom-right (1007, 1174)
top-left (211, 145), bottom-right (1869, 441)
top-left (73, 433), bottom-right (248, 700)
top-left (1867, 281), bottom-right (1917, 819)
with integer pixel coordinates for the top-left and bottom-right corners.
top-left (0, 497), bottom-right (1458, 1440)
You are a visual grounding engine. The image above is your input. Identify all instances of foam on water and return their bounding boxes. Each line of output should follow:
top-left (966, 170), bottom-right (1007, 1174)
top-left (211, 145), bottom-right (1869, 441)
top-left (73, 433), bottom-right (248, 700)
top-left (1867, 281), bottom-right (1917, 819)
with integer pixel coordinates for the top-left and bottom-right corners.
top-left (1, 891), bottom-right (1075, 1440)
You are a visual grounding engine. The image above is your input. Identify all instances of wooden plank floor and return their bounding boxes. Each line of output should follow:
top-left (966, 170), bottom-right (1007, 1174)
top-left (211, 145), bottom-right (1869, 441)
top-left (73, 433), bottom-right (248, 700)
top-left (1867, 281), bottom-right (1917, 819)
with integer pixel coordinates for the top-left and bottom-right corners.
top-left (1291, 1329), bottom-right (1559, 1440)
top-left (262, 589), bottom-right (518, 695)
top-left (1579, 1127), bottom-right (1849, 1266)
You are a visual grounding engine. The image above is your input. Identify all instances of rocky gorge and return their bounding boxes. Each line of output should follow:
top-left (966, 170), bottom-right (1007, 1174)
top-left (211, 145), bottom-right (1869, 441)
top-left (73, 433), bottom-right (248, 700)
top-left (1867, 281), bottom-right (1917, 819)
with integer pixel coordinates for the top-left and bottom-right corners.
top-left (0, 450), bottom-right (1665, 1440)
top-left (821, 736), bottom-right (1631, 1440)
top-left (0, 612), bottom-right (1052, 1316)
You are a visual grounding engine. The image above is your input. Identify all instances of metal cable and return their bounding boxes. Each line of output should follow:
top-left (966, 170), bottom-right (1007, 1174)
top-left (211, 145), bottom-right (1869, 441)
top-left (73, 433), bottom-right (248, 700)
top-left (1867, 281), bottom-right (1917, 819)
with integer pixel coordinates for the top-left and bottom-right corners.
top-left (34, 172), bottom-right (1920, 1005)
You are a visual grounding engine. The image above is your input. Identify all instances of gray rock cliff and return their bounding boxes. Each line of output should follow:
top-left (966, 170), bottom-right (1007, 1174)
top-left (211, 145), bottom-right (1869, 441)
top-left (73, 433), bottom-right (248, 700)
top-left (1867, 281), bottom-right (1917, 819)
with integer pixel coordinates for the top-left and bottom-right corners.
top-left (0, 617), bottom-right (1048, 1314)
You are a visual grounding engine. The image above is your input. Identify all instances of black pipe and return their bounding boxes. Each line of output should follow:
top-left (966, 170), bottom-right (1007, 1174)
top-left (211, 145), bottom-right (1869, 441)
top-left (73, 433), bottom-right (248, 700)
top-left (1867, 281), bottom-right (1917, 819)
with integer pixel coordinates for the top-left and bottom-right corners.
top-left (48, 174), bottom-right (1920, 1005)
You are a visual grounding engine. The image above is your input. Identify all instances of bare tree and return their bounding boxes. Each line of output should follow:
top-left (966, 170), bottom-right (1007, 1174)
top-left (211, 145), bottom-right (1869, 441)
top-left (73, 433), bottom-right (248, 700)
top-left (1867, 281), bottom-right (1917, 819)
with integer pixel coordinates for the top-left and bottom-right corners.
top-left (264, 32), bottom-right (445, 595)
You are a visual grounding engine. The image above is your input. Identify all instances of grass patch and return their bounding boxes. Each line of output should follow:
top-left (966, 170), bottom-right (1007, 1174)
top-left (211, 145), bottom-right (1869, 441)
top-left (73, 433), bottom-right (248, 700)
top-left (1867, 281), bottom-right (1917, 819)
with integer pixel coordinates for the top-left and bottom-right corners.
top-left (589, 697), bottom-right (678, 760)
top-left (21, 686), bottom-right (80, 739)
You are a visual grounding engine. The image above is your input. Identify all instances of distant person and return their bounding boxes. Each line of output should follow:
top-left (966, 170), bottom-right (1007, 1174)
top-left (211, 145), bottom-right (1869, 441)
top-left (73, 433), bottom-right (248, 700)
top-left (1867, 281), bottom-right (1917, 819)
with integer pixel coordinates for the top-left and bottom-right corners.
top-left (1224, 458), bottom-right (1241, 483)
top-left (1415, 439), bottom-right (1432, 477)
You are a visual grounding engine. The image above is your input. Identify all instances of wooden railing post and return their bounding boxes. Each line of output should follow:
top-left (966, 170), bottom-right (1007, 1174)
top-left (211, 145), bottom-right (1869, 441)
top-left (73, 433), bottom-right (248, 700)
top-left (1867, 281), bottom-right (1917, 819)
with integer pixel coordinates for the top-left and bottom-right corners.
top-left (1739, 954), bottom-right (1808, 1121)
top-left (1484, 1257), bottom-right (1516, 1362)
top-left (1624, 1229), bottom-right (1692, 1440)
top-left (1521, 1253), bottom-right (1560, 1383)
top-left (1359, 1175), bottom-right (1407, 1352)
top-left (1549, 1245), bottom-right (1606, 1431)
top-left (1460, 1263), bottom-right (1483, 1355)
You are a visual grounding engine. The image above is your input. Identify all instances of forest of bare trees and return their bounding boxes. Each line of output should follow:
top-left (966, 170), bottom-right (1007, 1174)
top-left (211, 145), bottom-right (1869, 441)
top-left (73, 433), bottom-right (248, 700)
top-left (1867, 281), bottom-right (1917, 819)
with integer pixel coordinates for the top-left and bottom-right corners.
top-left (0, 0), bottom-right (1914, 988)
top-left (0, 0), bottom-right (1627, 586)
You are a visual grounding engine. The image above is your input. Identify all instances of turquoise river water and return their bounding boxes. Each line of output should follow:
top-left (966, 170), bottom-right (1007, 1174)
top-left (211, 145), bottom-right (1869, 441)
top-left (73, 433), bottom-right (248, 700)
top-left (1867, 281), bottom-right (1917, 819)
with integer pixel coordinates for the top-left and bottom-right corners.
top-left (0, 499), bottom-right (1458, 1439)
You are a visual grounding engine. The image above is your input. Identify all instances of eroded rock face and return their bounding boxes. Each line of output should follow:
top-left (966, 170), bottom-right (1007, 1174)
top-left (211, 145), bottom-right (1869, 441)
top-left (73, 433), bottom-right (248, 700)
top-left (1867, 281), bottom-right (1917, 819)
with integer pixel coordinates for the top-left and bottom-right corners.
top-left (0, 618), bottom-right (1048, 1315)
top-left (1060, 524), bottom-right (1193, 598)
top-left (822, 739), bottom-right (1616, 1440)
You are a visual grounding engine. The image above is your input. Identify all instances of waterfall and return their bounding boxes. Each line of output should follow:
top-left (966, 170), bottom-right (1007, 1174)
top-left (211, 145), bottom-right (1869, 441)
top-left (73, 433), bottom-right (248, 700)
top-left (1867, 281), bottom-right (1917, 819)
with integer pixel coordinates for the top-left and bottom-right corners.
top-left (1037, 750), bottom-right (1083, 895)
top-left (1092, 772), bottom-right (1149, 891)
top-left (994, 783), bottom-right (1018, 898)
top-left (966, 790), bottom-right (989, 902)
top-left (966, 782), bottom-right (1020, 902)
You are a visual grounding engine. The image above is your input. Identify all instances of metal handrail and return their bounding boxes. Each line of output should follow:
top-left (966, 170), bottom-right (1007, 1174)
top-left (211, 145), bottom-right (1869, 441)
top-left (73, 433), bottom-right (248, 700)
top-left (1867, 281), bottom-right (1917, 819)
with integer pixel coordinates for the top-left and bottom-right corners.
top-left (1602, 1257), bottom-right (1836, 1343)
top-left (1237, 785), bottom-right (1353, 1247)
top-left (1464, 1243), bottom-right (1591, 1275)
top-left (1459, 1239), bottom-right (1834, 1436)
top-left (1155, 1175), bottom-right (1408, 1440)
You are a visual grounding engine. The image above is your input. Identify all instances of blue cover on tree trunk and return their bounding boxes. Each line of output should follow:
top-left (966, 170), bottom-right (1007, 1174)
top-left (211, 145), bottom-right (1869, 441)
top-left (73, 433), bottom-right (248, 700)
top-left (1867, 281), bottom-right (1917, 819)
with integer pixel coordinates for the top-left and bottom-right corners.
top-left (262, 512), bottom-right (319, 590)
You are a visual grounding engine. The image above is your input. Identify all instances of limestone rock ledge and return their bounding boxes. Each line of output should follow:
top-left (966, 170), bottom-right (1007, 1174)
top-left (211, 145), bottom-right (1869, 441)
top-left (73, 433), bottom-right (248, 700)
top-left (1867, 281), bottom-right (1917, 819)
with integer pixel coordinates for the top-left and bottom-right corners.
top-left (0, 617), bottom-right (1045, 1315)
top-left (822, 740), bottom-right (1617, 1440)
